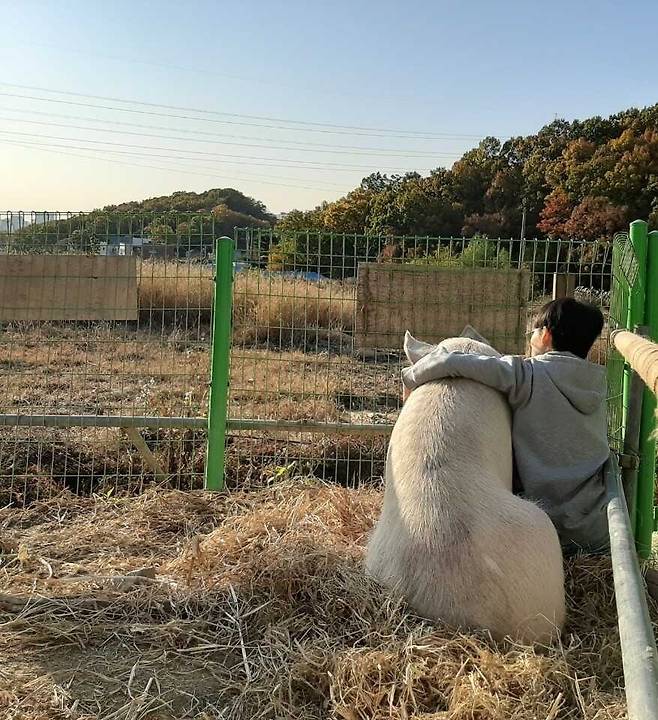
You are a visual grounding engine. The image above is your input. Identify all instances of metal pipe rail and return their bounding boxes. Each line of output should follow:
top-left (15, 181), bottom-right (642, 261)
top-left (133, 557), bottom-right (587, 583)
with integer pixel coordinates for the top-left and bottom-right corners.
top-left (606, 454), bottom-right (658, 720)
top-left (609, 328), bottom-right (658, 718)
top-left (612, 329), bottom-right (658, 551)
top-left (612, 329), bottom-right (658, 396)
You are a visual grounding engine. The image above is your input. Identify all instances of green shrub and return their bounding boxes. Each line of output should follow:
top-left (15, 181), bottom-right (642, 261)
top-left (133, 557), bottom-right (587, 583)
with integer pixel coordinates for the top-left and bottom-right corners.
top-left (409, 238), bottom-right (512, 269)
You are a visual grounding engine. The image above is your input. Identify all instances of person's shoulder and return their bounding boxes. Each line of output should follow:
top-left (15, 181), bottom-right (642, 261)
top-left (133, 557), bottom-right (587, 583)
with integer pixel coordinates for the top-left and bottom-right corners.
top-left (500, 353), bottom-right (533, 366)
top-left (529, 351), bottom-right (584, 365)
top-left (534, 351), bottom-right (605, 373)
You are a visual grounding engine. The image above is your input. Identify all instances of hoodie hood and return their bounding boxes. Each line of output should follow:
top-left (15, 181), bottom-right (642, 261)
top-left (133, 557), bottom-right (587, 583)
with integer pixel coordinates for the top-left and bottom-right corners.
top-left (536, 351), bottom-right (607, 415)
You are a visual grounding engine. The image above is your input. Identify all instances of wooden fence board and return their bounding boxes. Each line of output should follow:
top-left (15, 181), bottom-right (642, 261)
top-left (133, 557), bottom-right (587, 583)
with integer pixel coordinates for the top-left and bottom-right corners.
top-left (355, 264), bottom-right (529, 354)
top-left (0, 255), bottom-right (138, 321)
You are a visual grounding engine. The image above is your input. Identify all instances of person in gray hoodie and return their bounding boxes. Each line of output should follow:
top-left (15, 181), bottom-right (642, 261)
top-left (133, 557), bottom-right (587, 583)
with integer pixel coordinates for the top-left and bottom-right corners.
top-left (401, 297), bottom-right (609, 556)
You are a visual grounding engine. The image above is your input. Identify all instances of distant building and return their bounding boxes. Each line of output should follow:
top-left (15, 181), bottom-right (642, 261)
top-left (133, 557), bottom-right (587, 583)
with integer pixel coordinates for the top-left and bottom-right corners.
top-left (0, 215), bottom-right (29, 233)
top-left (99, 235), bottom-right (151, 256)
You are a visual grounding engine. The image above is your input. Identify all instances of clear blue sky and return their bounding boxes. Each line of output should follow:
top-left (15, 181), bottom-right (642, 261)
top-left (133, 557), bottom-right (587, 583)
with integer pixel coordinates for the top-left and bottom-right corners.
top-left (1, 0), bottom-right (657, 213)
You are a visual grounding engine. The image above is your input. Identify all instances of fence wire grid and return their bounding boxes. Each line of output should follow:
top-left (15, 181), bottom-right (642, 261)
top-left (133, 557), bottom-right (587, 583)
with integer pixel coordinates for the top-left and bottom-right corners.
top-left (0, 211), bottom-right (215, 504)
top-left (0, 212), bottom-right (618, 504)
top-left (229, 227), bottom-right (615, 486)
top-left (607, 231), bottom-right (635, 453)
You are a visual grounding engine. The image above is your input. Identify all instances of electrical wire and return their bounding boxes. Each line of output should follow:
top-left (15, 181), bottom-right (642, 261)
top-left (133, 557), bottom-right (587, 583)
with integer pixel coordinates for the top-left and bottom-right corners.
top-left (0, 128), bottom-right (434, 172)
top-left (0, 81), bottom-right (491, 138)
top-left (0, 106), bottom-right (464, 158)
top-left (2, 138), bottom-right (349, 193)
top-left (0, 83), bottom-right (501, 140)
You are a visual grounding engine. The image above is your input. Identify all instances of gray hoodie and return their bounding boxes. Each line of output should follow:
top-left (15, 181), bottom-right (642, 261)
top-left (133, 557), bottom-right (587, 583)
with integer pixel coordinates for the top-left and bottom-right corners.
top-left (402, 349), bottom-right (610, 553)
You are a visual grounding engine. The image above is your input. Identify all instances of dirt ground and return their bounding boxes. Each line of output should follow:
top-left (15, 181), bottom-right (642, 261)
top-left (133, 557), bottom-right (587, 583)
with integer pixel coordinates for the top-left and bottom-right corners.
top-left (0, 324), bottom-right (400, 418)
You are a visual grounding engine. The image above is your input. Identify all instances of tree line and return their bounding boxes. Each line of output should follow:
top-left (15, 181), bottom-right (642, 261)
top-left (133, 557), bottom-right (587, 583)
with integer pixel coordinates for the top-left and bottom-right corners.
top-left (279, 104), bottom-right (658, 241)
top-left (6, 189), bottom-right (274, 253)
top-left (7, 104), bottom-right (658, 258)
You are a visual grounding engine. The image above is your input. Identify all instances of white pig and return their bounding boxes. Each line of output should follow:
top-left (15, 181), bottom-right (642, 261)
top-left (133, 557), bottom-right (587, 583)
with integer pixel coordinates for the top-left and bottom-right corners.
top-left (365, 333), bottom-right (565, 644)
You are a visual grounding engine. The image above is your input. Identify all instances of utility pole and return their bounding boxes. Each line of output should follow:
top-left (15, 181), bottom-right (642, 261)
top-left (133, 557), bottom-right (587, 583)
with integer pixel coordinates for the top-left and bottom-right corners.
top-left (520, 197), bottom-right (527, 240)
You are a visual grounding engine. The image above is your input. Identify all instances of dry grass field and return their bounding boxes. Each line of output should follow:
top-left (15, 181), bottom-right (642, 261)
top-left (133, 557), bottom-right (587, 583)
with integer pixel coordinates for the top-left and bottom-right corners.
top-left (0, 329), bottom-right (396, 503)
top-left (138, 263), bottom-right (355, 343)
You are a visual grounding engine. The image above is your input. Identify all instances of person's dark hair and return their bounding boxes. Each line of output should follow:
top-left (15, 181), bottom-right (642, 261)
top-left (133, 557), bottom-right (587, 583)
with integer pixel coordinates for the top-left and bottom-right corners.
top-left (533, 297), bottom-right (604, 359)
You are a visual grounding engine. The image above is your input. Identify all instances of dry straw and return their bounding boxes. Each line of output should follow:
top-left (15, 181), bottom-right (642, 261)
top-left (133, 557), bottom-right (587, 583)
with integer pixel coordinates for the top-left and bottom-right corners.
top-left (138, 261), bottom-right (355, 347)
top-left (0, 478), bottom-right (643, 719)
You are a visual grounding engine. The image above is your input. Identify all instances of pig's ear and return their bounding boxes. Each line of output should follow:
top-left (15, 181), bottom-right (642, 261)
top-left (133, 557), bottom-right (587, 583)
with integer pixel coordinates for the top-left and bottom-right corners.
top-left (404, 331), bottom-right (435, 363)
top-left (460, 324), bottom-right (491, 345)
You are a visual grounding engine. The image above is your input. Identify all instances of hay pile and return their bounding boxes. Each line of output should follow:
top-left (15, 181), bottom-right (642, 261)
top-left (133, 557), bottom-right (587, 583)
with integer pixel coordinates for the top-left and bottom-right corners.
top-left (0, 478), bottom-right (642, 719)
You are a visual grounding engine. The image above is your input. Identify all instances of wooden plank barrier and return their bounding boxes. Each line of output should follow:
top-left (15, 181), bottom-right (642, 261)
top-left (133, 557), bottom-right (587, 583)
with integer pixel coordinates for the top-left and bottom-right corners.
top-left (0, 255), bottom-right (138, 321)
top-left (355, 264), bottom-right (529, 355)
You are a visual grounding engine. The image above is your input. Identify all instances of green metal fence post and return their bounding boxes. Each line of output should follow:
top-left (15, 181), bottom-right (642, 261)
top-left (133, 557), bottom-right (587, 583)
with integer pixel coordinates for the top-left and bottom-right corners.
top-left (623, 339), bottom-right (645, 538)
top-left (635, 228), bottom-right (658, 556)
top-left (205, 236), bottom-right (234, 491)
top-left (623, 221), bottom-right (649, 539)
top-left (627, 221), bottom-right (649, 328)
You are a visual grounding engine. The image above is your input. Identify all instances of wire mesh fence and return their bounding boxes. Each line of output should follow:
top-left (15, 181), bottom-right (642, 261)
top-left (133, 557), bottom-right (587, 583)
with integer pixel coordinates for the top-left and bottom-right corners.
top-left (0, 212), bottom-right (620, 505)
top-left (607, 231), bottom-right (636, 452)
top-left (0, 211), bottom-right (216, 504)
top-left (229, 227), bottom-right (615, 486)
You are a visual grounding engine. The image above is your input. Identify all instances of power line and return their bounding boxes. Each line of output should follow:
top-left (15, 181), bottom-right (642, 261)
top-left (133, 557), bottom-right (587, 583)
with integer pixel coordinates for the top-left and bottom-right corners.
top-left (0, 83), bottom-right (500, 140)
top-left (2, 139), bottom-right (348, 193)
top-left (0, 81), bottom-right (484, 137)
top-left (5, 137), bottom-right (350, 188)
top-left (0, 112), bottom-right (461, 159)
top-left (2, 135), bottom-right (386, 180)
top-left (0, 128), bottom-right (434, 172)
top-left (0, 105), bottom-right (448, 155)
top-left (0, 89), bottom-right (424, 140)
